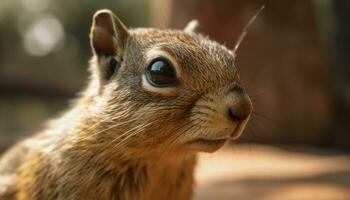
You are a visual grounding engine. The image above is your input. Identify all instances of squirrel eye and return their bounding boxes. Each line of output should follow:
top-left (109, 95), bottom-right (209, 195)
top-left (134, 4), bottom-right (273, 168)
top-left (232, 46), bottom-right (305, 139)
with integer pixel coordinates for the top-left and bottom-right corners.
top-left (145, 58), bottom-right (177, 87)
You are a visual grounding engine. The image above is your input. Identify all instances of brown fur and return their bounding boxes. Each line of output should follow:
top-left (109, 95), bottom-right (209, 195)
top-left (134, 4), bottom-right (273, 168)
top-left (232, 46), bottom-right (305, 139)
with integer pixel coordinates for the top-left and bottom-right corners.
top-left (0, 9), bottom-right (252, 200)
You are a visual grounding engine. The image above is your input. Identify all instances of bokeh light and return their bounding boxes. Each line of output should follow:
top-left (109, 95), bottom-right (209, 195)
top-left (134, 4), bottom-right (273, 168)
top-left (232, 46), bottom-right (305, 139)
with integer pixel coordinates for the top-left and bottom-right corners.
top-left (23, 15), bottom-right (65, 57)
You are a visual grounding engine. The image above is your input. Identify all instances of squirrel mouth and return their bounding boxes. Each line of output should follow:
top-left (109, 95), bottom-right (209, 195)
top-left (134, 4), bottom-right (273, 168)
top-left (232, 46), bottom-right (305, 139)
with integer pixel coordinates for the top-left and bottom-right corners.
top-left (186, 138), bottom-right (228, 153)
top-left (184, 121), bottom-right (250, 153)
top-left (230, 119), bottom-right (250, 139)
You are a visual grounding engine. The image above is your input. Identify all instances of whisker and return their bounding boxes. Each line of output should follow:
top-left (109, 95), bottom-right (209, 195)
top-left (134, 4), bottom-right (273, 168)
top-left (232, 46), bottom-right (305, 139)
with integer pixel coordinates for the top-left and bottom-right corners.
top-left (80, 117), bottom-right (139, 141)
top-left (105, 123), bottom-right (145, 148)
top-left (252, 111), bottom-right (281, 128)
top-left (110, 122), bottom-right (154, 150)
top-left (233, 5), bottom-right (265, 57)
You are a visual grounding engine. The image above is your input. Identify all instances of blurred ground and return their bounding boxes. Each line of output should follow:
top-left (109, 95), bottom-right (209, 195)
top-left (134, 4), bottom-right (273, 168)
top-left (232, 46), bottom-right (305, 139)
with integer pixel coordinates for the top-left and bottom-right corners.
top-left (195, 144), bottom-right (350, 200)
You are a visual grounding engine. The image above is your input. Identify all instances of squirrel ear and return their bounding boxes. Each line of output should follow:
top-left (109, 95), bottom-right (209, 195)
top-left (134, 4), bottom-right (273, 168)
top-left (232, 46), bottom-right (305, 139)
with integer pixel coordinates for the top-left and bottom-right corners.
top-left (90, 9), bottom-right (129, 57)
top-left (184, 20), bottom-right (200, 33)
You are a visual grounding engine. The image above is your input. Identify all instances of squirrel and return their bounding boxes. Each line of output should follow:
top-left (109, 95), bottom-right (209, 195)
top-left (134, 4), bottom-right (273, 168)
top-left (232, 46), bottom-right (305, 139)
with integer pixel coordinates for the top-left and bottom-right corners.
top-left (0, 9), bottom-right (253, 200)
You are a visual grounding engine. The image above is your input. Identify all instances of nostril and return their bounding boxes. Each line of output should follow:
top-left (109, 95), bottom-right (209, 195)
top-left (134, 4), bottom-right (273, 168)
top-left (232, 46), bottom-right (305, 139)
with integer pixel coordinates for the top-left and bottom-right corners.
top-left (228, 108), bottom-right (243, 122)
top-left (228, 98), bottom-right (253, 122)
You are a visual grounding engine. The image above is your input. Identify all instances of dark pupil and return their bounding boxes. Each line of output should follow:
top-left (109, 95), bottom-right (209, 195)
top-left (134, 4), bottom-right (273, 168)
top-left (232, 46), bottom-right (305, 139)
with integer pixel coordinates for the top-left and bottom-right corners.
top-left (147, 60), bottom-right (176, 86)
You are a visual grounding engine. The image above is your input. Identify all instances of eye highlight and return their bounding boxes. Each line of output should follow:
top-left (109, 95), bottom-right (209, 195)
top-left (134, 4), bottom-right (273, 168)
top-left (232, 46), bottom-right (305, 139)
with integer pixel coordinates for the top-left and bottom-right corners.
top-left (145, 57), bottom-right (177, 87)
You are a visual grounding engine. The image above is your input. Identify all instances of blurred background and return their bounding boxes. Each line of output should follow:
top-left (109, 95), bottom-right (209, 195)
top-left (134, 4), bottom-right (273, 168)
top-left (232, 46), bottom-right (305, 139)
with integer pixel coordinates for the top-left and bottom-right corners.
top-left (0, 0), bottom-right (349, 199)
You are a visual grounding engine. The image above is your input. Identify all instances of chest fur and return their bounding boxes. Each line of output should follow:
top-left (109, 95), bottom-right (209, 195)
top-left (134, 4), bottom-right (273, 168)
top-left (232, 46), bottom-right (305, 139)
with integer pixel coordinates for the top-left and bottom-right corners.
top-left (16, 153), bottom-right (196, 200)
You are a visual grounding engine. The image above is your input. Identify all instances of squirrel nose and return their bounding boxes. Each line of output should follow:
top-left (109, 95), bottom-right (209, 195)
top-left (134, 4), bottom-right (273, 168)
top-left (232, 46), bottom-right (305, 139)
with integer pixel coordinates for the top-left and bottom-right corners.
top-left (227, 86), bottom-right (253, 122)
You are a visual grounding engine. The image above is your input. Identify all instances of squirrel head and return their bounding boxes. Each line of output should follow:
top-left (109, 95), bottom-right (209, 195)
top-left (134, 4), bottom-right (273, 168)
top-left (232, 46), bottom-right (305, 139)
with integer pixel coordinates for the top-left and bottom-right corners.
top-left (85, 9), bottom-right (252, 155)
